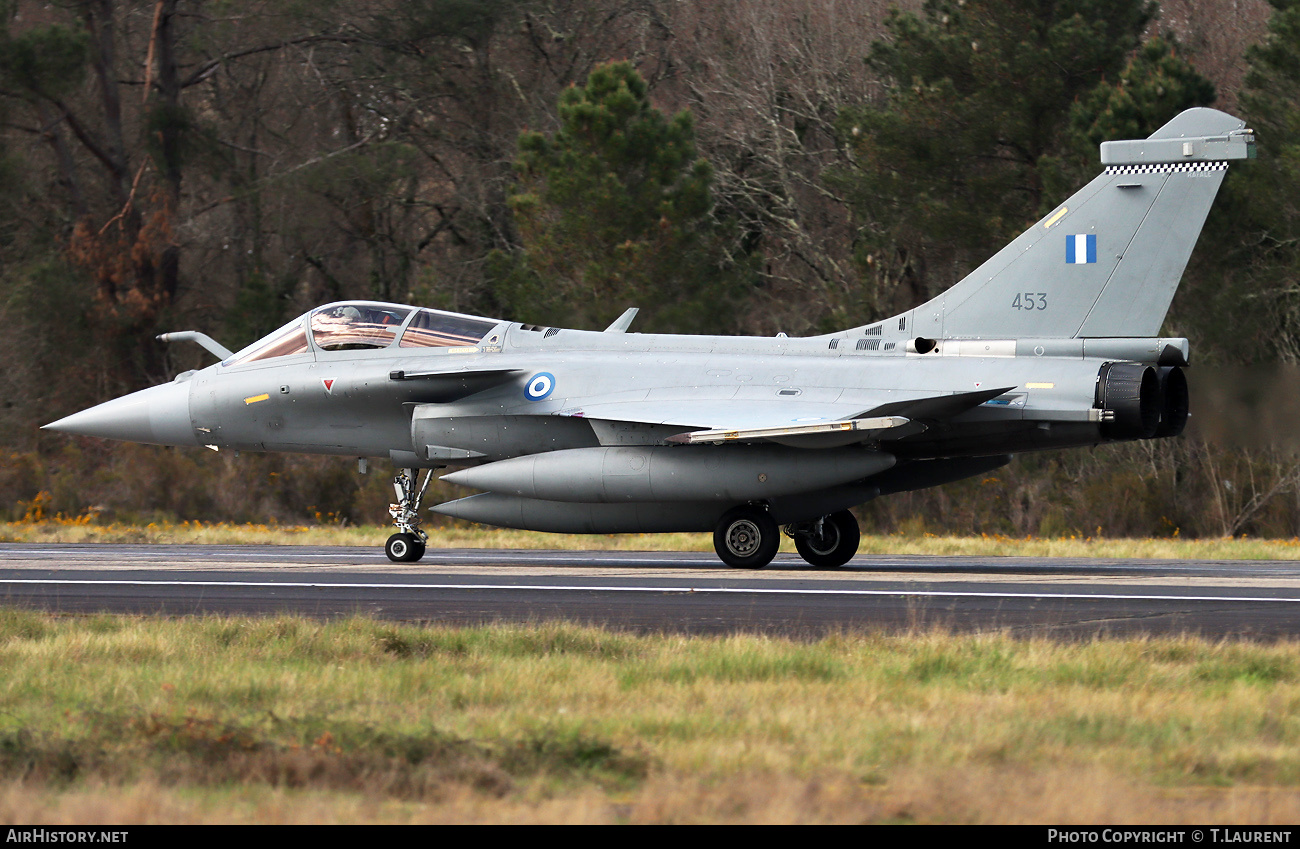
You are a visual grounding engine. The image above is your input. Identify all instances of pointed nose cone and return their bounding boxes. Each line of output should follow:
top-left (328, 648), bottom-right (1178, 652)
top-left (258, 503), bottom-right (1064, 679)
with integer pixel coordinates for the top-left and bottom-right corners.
top-left (43, 380), bottom-right (197, 447)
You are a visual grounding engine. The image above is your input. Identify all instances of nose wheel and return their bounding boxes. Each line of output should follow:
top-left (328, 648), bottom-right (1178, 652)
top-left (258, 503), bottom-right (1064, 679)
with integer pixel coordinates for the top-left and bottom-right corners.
top-left (786, 510), bottom-right (860, 569)
top-left (385, 532), bottom-right (425, 563)
top-left (386, 468), bottom-right (433, 562)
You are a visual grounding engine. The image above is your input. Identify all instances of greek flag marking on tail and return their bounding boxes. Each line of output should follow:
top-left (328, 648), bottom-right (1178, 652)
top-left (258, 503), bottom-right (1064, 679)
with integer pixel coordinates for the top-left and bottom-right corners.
top-left (1066, 234), bottom-right (1096, 264)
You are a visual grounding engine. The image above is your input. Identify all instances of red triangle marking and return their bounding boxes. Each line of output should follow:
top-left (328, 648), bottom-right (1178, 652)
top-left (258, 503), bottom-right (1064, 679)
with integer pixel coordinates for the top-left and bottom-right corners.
top-left (323, 378), bottom-right (335, 393)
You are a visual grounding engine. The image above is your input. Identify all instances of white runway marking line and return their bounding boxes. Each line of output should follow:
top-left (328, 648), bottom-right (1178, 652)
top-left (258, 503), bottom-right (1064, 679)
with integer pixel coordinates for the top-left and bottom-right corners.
top-left (4, 547), bottom-right (1296, 574)
top-left (1, 549), bottom-right (719, 565)
top-left (0, 578), bottom-right (1298, 604)
top-left (4, 546), bottom-right (1299, 575)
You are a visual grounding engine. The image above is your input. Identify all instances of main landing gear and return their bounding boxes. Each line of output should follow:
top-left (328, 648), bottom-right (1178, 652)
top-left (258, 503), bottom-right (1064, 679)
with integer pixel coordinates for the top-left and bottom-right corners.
top-left (712, 505), bottom-right (861, 570)
top-left (714, 505), bottom-right (781, 569)
top-left (386, 468), bottom-right (433, 562)
top-left (786, 510), bottom-right (861, 569)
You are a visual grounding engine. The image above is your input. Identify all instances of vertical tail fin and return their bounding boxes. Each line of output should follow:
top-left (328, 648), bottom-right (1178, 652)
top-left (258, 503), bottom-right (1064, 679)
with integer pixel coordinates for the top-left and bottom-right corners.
top-left (850, 108), bottom-right (1254, 341)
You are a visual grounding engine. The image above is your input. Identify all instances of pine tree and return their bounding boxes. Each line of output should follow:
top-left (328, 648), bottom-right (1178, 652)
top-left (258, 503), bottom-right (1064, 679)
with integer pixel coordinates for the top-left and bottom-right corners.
top-left (1068, 36), bottom-right (1217, 148)
top-left (831, 0), bottom-right (1216, 318)
top-left (489, 62), bottom-right (749, 333)
top-left (1217, 0), bottom-right (1300, 362)
top-left (1039, 35), bottom-right (1216, 201)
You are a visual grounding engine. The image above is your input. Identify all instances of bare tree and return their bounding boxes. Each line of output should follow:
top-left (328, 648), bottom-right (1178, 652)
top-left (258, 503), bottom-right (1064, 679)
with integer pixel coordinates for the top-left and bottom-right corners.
top-left (658, 0), bottom-right (898, 334)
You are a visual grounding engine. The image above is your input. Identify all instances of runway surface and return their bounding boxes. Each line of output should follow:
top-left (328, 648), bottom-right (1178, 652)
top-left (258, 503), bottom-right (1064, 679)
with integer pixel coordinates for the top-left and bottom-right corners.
top-left (3, 542), bottom-right (1300, 638)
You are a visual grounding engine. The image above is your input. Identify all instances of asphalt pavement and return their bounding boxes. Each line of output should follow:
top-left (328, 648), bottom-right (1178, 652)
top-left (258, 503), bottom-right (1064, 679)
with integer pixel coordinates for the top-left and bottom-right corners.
top-left (2, 543), bottom-right (1299, 638)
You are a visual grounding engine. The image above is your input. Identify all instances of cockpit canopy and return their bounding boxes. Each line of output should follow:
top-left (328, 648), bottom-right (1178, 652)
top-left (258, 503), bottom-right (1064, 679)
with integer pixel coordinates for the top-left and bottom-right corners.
top-left (222, 301), bottom-right (501, 367)
top-left (311, 303), bottom-right (410, 351)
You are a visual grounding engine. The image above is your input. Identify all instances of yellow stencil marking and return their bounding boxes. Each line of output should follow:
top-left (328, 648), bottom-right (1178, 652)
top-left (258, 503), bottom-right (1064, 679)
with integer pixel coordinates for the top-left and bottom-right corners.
top-left (1025, 382), bottom-right (1055, 389)
top-left (1042, 206), bottom-right (1069, 229)
top-left (243, 393), bottom-right (270, 405)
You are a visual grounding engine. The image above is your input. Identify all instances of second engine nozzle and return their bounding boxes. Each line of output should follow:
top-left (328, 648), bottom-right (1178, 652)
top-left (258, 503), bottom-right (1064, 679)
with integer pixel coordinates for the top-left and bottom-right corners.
top-left (1095, 362), bottom-right (1160, 439)
top-left (1154, 366), bottom-right (1189, 438)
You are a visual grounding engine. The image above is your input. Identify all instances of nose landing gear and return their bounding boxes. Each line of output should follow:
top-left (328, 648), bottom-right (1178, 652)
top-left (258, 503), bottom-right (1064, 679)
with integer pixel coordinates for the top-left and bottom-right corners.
top-left (386, 468), bottom-right (433, 562)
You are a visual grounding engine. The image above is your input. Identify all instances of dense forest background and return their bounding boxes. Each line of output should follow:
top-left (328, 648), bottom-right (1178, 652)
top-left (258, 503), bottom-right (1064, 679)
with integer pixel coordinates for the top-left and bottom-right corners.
top-left (3, 0), bottom-right (1300, 538)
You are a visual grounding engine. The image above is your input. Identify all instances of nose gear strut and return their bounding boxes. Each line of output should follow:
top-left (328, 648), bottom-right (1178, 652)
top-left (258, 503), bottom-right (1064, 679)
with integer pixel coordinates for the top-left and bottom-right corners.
top-left (386, 467), bottom-right (434, 562)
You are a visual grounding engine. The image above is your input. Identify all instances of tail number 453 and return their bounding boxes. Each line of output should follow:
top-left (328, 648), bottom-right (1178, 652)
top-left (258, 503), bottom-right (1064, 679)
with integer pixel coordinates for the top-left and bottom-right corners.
top-left (1012, 292), bottom-right (1048, 311)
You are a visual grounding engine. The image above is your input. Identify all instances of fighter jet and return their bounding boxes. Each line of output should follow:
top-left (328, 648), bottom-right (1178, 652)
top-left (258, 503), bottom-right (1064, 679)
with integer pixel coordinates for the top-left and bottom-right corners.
top-left (44, 108), bottom-right (1254, 569)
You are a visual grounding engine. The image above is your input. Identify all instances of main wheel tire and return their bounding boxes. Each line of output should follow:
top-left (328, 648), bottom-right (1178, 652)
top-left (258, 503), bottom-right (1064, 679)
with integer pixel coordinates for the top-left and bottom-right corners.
top-left (794, 510), bottom-right (860, 569)
top-left (385, 532), bottom-right (420, 562)
top-left (713, 505), bottom-right (780, 569)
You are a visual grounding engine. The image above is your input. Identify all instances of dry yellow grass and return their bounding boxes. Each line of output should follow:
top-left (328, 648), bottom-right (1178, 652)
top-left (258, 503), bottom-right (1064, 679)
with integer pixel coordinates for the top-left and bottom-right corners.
top-left (3, 614), bottom-right (1300, 823)
top-left (0, 518), bottom-right (713, 551)
top-left (5, 517), bottom-right (1300, 560)
top-left (6, 770), bottom-right (1300, 824)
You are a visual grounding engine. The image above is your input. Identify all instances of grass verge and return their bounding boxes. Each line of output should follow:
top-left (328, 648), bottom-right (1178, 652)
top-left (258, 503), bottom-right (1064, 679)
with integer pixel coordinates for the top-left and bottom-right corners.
top-left (2, 613), bottom-right (1300, 822)
top-left (5, 519), bottom-right (1300, 560)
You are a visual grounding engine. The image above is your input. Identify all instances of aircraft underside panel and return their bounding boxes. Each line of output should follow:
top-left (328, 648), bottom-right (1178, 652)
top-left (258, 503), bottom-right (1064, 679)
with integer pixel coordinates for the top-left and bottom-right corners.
top-left (430, 455), bottom-right (1013, 533)
top-left (439, 445), bottom-right (897, 503)
top-left (431, 492), bottom-right (732, 534)
top-left (410, 411), bottom-right (600, 463)
top-left (431, 492), bottom-right (893, 534)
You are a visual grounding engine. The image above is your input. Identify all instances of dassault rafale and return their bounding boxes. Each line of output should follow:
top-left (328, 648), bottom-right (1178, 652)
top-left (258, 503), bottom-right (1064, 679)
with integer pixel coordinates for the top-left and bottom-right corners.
top-left (45, 108), bottom-right (1254, 569)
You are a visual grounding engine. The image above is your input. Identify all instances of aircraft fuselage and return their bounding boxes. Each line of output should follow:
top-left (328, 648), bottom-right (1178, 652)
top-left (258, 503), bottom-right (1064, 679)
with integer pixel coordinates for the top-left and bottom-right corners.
top-left (160, 325), bottom-right (1154, 461)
